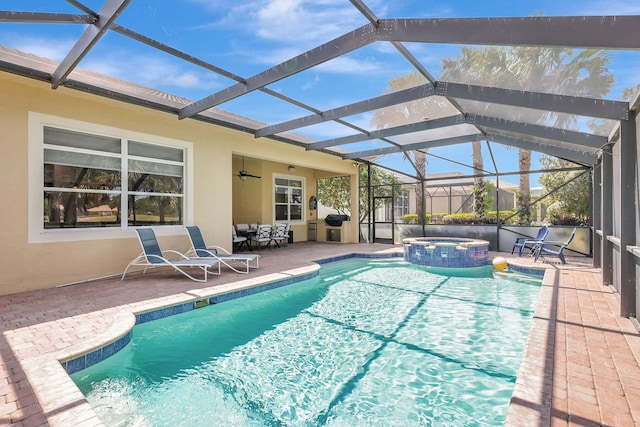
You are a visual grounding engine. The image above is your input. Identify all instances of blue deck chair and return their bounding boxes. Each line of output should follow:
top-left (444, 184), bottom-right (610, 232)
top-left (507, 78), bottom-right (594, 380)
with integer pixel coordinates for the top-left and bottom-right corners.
top-left (511, 226), bottom-right (549, 256)
top-left (185, 226), bottom-right (259, 273)
top-left (122, 228), bottom-right (220, 282)
top-left (534, 227), bottom-right (577, 264)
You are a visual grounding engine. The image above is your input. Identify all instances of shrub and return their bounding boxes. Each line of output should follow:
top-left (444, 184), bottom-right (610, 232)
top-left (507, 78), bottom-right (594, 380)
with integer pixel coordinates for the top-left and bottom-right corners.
top-left (402, 213), bottom-right (432, 224)
top-left (548, 214), bottom-right (587, 226)
top-left (486, 210), bottom-right (518, 225)
top-left (443, 213), bottom-right (476, 224)
top-left (438, 211), bottom-right (518, 225)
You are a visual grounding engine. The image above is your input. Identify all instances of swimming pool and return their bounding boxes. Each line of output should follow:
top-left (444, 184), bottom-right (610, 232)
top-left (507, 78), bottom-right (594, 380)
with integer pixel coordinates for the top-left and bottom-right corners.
top-left (71, 258), bottom-right (542, 426)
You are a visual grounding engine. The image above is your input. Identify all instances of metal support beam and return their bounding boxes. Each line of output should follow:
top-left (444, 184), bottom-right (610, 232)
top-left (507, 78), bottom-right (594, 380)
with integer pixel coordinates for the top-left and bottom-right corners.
top-left (257, 81), bottom-right (626, 147)
top-left (601, 145), bottom-right (614, 287)
top-left (51, 0), bottom-right (131, 88)
top-left (619, 112), bottom-right (637, 318)
top-left (342, 134), bottom-right (484, 160)
top-left (112, 24), bottom-right (243, 82)
top-left (436, 81), bottom-right (629, 120)
top-left (0, 11), bottom-right (94, 23)
top-left (592, 160), bottom-right (601, 268)
top-left (467, 114), bottom-right (608, 149)
top-left (307, 115), bottom-right (464, 150)
top-left (255, 84), bottom-right (435, 137)
top-left (179, 22), bottom-right (378, 119)
top-left (486, 133), bottom-right (597, 165)
top-left (344, 128), bottom-right (598, 164)
top-left (380, 16), bottom-right (640, 49)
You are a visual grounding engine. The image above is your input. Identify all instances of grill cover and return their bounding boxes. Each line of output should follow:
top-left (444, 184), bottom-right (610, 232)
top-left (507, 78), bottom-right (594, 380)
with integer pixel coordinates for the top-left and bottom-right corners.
top-left (325, 214), bottom-right (349, 227)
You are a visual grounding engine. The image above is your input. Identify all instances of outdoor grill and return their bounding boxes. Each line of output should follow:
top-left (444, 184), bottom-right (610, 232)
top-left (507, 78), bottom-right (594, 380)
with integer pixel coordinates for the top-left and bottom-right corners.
top-left (324, 214), bottom-right (349, 227)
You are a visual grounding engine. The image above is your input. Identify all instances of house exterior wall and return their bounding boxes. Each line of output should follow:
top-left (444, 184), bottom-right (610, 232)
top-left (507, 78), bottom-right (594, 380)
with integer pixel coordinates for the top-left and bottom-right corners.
top-left (0, 72), bottom-right (357, 295)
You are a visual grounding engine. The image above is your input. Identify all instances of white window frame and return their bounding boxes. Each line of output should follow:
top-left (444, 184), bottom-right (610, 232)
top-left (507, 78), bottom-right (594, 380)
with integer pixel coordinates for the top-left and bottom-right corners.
top-left (28, 112), bottom-right (194, 243)
top-left (272, 174), bottom-right (305, 224)
top-left (395, 190), bottom-right (410, 219)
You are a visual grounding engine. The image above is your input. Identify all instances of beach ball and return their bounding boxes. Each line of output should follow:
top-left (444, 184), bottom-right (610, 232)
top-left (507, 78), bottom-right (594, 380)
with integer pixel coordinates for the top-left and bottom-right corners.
top-left (492, 256), bottom-right (508, 270)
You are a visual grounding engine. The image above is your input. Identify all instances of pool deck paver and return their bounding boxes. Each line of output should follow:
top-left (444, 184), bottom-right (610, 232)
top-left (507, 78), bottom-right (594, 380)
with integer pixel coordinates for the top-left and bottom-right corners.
top-left (1, 241), bottom-right (639, 426)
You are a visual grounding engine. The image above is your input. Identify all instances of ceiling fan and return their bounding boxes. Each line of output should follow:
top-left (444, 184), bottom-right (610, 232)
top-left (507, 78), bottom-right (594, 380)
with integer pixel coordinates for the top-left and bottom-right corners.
top-left (236, 156), bottom-right (261, 180)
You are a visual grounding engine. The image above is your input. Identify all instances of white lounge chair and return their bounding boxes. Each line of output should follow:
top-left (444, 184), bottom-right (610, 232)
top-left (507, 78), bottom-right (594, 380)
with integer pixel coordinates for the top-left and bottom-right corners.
top-left (185, 226), bottom-right (259, 273)
top-left (235, 223), bottom-right (250, 236)
top-left (232, 225), bottom-right (250, 251)
top-left (122, 228), bottom-right (220, 282)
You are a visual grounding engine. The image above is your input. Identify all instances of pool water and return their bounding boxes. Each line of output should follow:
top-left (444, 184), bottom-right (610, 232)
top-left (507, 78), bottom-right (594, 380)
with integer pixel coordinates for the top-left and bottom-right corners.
top-left (71, 258), bottom-right (542, 427)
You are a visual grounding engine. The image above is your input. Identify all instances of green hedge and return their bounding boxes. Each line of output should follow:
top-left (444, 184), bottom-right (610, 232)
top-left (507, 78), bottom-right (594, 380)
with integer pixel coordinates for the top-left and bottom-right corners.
top-left (402, 213), bottom-right (432, 224)
top-left (442, 211), bottom-right (518, 225)
top-left (402, 211), bottom-right (518, 225)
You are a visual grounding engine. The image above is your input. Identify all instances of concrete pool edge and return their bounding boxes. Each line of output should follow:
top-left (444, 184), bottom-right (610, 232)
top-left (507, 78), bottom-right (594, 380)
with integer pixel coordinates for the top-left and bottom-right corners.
top-left (504, 267), bottom-right (557, 425)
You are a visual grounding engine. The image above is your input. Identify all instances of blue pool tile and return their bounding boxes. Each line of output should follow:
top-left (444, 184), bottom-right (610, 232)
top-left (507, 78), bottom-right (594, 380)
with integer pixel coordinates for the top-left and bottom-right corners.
top-left (66, 356), bottom-right (85, 374)
top-left (85, 348), bottom-right (103, 368)
top-left (102, 342), bottom-right (116, 359)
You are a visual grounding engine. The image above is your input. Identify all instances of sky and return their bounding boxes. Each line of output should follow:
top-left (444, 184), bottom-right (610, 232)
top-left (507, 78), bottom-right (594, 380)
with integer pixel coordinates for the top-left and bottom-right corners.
top-left (2, 0), bottom-right (640, 186)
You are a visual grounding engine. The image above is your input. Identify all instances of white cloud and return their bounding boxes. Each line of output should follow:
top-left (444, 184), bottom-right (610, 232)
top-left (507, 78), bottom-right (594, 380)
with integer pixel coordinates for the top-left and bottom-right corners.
top-left (302, 74), bottom-right (320, 90)
top-left (315, 56), bottom-right (382, 75)
top-left (8, 36), bottom-right (75, 61)
top-left (253, 0), bottom-right (360, 43)
top-left (82, 52), bottom-right (222, 91)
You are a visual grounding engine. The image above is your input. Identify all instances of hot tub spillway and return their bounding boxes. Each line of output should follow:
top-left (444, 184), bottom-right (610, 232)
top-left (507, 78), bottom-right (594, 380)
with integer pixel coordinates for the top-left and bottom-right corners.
top-left (403, 237), bottom-right (490, 268)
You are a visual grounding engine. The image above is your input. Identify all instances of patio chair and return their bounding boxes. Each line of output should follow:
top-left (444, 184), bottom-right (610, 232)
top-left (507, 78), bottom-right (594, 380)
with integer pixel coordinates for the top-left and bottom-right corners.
top-left (250, 224), bottom-right (272, 250)
top-left (185, 226), bottom-right (259, 273)
top-left (122, 228), bottom-right (220, 282)
top-left (235, 223), bottom-right (250, 236)
top-left (232, 225), bottom-right (251, 251)
top-left (534, 227), bottom-right (577, 264)
top-left (511, 225), bottom-right (549, 256)
top-left (270, 223), bottom-right (289, 248)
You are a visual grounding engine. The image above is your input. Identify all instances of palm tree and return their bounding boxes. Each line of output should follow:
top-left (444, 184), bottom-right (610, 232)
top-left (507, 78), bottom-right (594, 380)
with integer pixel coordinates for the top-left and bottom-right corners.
top-left (371, 71), bottom-right (454, 224)
top-left (440, 46), bottom-right (613, 223)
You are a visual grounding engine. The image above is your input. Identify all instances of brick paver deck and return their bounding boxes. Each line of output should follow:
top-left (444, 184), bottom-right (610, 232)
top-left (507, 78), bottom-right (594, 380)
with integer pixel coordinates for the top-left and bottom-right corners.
top-left (1, 242), bottom-right (639, 426)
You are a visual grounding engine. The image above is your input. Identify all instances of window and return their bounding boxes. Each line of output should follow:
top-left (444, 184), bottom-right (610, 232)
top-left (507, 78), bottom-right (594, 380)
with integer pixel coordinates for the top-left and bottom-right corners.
top-left (31, 113), bottom-right (192, 242)
top-left (394, 190), bottom-right (409, 219)
top-left (43, 127), bottom-right (185, 229)
top-left (274, 176), bottom-right (304, 222)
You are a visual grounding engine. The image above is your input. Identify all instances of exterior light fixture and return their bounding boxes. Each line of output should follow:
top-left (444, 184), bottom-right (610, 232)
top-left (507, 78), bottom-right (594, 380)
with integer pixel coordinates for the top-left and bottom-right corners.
top-left (288, 165), bottom-right (296, 172)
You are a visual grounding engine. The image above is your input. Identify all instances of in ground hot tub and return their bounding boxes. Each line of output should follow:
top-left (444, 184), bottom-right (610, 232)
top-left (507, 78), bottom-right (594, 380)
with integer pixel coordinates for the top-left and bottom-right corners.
top-left (403, 237), bottom-right (490, 268)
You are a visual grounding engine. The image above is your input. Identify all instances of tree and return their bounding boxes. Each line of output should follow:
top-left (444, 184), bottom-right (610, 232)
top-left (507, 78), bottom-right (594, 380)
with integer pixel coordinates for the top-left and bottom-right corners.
top-left (539, 156), bottom-right (590, 223)
top-left (316, 176), bottom-right (351, 216)
top-left (316, 167), bottom-right (400, 230)
top-left (622, 84), bottom-right (640, 100)
top-left (440, 45), bottom-right (613, 224)
top-left (370, 71), bottom-right (455, 224)
top-left (358, 166), bottom-right (401, 223)
top-left (471, 140), bottom-right (486, 220)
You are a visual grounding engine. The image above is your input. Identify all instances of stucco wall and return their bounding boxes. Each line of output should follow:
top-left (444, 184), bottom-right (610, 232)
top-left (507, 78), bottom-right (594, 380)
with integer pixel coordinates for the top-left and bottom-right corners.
top-left (0, 72), bottom-right (357, 295)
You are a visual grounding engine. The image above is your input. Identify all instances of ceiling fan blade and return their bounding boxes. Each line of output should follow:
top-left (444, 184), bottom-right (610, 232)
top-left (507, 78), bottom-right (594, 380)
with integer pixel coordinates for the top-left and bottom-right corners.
top-left (236, 170), bottom-right (261, 179)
